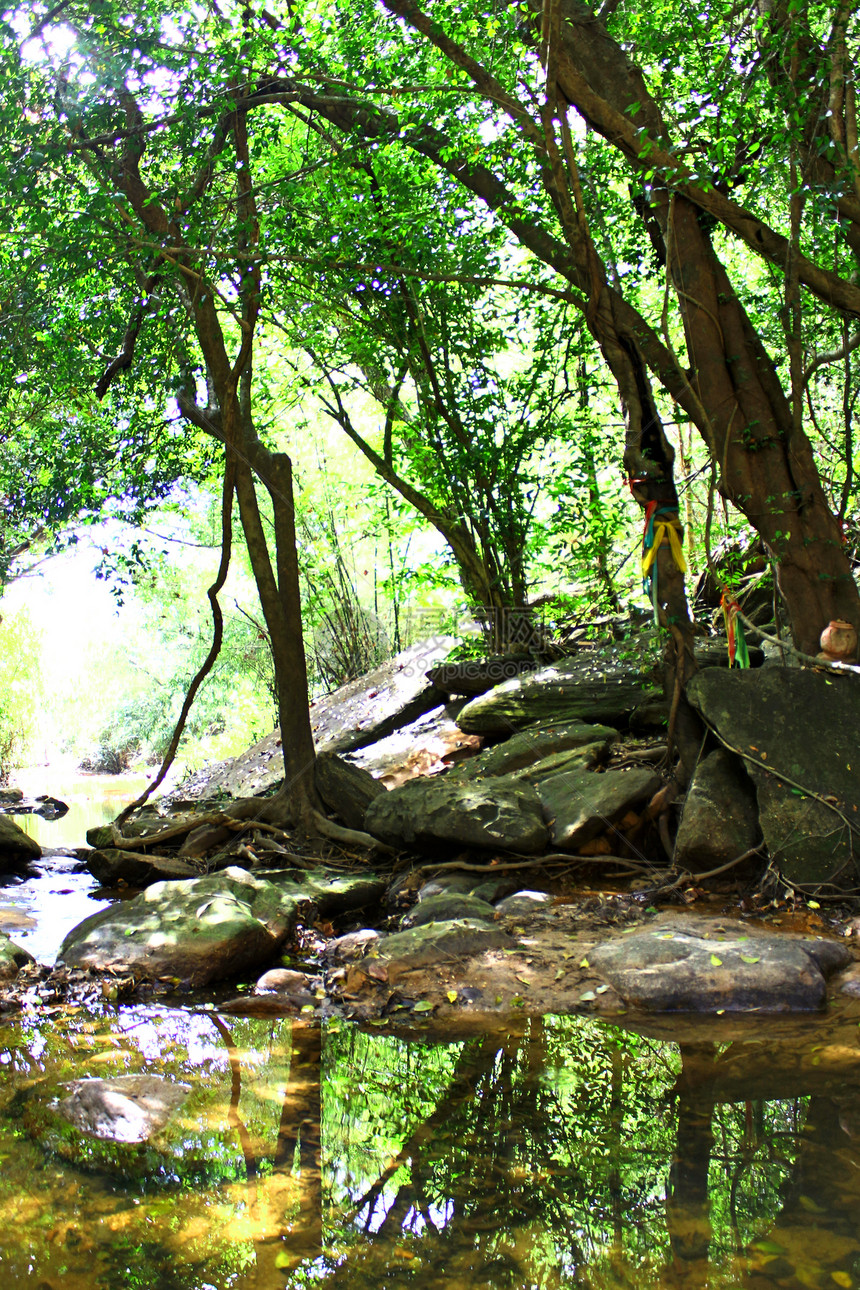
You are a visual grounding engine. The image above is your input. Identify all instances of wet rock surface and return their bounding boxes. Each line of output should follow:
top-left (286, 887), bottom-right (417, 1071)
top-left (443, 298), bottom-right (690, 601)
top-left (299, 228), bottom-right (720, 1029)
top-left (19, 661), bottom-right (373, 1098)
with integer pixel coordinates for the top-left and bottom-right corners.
top-left (54, 1075), bottom-right (191, 1145)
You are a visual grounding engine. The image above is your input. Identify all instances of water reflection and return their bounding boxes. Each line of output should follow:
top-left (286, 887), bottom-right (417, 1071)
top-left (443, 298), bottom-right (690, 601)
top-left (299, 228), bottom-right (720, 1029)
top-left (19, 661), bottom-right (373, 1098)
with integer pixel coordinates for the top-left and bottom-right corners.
top-left (12, 770), bottom-right (149, 850)
top-left (0, 1006), bottom-right (859, 1288)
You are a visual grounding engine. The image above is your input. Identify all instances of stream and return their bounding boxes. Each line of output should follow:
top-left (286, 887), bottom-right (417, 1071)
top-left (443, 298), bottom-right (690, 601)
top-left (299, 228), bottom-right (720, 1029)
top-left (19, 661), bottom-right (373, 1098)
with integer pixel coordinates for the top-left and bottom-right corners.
top-left (2, 783), bottom-right (860, 1288)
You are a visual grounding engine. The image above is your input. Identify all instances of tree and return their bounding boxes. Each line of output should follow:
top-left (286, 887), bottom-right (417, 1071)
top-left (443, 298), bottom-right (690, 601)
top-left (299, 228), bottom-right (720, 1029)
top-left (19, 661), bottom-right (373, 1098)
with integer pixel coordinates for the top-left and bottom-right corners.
top-left (2, 1), bottom-right (322, 826)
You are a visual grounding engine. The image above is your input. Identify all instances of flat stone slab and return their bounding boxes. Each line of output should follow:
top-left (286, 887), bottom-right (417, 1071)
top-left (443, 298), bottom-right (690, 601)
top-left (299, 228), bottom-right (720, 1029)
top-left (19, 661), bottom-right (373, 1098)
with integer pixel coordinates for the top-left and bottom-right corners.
top-left (375, 918), bottom-right (511, 972)
top-left (451, 722), bottom-right (617, 782)
top-left (58, 866), bottom-right (306, 985)
top-left (177, 637), bottom-right (454, 798)
top-left (456, 656), bottom-right (652, 735)
top-left (84, 849), bottom-right (198, 887)
top-left (687, 668), bottom-right (860, 887)
top-left (590, 917), bottom-right (852, 1012)
top-left (401, 892), bottom-right (497, 928)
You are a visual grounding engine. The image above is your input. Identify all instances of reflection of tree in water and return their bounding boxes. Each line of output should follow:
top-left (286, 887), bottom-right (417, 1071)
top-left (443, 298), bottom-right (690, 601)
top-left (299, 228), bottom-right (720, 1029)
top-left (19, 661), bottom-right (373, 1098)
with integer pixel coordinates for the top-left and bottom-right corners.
top-left (310, 1018), bottom-right (681, 1288)
top-left (666, 1040), bottom-right (860, 1288)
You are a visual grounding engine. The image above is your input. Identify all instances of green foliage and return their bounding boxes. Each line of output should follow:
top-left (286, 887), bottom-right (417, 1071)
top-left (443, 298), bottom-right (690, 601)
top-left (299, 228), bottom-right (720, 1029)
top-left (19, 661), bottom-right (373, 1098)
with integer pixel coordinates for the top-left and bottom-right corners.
top-left (0, 605), bottom-right (43, 781)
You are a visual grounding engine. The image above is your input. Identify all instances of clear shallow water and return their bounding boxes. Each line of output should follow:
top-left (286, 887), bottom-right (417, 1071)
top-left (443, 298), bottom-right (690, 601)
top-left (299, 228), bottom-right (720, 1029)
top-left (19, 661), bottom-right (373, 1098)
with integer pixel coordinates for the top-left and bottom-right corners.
top-left (1, 1004), bottom-right (860, 1289)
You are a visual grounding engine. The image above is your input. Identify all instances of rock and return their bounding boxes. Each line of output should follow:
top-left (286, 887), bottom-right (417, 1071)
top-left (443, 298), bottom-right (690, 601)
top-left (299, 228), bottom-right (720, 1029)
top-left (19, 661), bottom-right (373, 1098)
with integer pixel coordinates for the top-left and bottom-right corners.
top-left (256, 868), bottom-right (387, 919)
top-left (344, 704), bottom-right (482, 787)
top-left (416, 873), bottom-right (514, 905)
top-left (314, 751), bottom-right (385, 830)
top-left (375, 918), bottom-right (511, 975)
top-left (255, 966), bottom-right (314, 994)
top-left (177, 637), bottom-right (455, 799)
top-left (401, 892), bottom-right (497, 927)
top-left (417, 873), bottom-right (486, 900)
top-left (687, 668), bottom-right (860, 887)
top-left (533, 766), bottom-right (661, 850)
top-left (494, 890), bottom-right (554, 917)
top-left (427, 655), bottom-right (539, 698)
top-left (54, 1076), bottom-right (191, 1144)
top-left (456, 655), bottom-right (653, 735)
top-left (327, 929), bottom-right (381, 961)
top-left (674, 749), bottom-right (762, 870)
top-left (364, 774), bottom-right (549, 854)
top-left (57, 866), bottom-right (307, 986)
top-left (450, 720), bottom-right (618, 781)
top-left (590, 917), bottom-right (851, 1012)
top-left (248, 967), bottom-right (317, 1007)
top-left (83, 849), bottom-right (198, 887)
top-left (0, 931), bottom-right (35, 980)
top-left (19, 1074), bottom-right (228, 1183)
top-left (0, 815), bottom-right (41, 867)
top-left (0, 788), bottom-right (24, 803)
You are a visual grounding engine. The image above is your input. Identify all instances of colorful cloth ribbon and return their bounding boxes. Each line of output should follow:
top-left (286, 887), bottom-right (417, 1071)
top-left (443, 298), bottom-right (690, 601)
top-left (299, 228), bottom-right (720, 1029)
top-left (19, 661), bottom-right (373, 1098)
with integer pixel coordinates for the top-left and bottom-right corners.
top-left (641, 503), bottom-right (687, 622)
top-left (720, 594), bottom-right (750, 668)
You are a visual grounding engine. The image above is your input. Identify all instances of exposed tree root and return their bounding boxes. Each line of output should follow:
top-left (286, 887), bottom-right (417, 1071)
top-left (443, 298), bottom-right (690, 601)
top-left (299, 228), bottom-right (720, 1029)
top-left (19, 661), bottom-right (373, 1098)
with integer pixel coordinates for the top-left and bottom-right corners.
top-left (310, 811), bottom-right (396, 856)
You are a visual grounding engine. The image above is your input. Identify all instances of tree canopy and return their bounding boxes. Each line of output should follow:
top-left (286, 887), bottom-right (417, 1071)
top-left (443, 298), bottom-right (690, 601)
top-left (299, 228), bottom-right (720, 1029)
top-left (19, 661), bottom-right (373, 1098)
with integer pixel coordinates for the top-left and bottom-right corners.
top-left (2, 0), bottom-right (859, 808)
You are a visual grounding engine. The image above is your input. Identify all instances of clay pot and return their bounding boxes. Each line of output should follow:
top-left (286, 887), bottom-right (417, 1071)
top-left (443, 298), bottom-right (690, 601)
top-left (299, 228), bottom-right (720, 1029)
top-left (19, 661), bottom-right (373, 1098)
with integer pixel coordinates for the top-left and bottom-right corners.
top-left (819, 619), bottom-right (858, 661)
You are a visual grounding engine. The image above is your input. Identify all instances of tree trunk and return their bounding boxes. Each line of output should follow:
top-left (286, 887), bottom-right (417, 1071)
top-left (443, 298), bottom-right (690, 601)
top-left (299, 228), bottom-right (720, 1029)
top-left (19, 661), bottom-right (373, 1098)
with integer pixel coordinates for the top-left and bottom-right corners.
top-left (232, 447), bottom-right (319, 831)
top-left (544, 0), bottom-right (860, 656)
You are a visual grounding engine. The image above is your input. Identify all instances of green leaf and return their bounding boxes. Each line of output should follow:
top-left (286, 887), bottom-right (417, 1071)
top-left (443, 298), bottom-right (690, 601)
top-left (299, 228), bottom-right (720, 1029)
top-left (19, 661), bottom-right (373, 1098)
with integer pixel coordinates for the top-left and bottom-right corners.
top-left (710, 954), bottom-right (723, 966)
top-left (412, 1000), bottom-right (435, 1013)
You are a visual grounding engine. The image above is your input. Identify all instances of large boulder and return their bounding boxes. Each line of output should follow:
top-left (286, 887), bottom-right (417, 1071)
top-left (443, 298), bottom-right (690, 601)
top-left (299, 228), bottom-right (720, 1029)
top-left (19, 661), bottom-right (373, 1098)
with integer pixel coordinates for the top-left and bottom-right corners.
top-left (257, 867), bottom-right (388, 919)
top-left (687, 668), bottom-right (860, 887)
top-left (57, 866), bottom-right (307, 985)
top-left (674, 749), bottom-right (762, 870)
top-left (590, 917), bottom-right (851, 1012)
top-left (364, 774), bottom-right (549, 854)
top-left (450, 719), bottom-right (618, 781)
top-left (456, 656), bottom-right (653, 735)
top-left (0, 816), bottom-right (41, 868)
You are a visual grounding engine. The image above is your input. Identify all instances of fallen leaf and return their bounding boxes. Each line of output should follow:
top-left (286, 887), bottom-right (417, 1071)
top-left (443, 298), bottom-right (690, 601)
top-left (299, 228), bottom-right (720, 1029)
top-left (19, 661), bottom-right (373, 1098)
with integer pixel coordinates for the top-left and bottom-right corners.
top-left (579, 957), bottom-right (590, 968)
top-left (740, 954), bottom-right (760, 964)
top-left (579, 990), bottom-right (596, 1002)
top-left (710, 954), bottom-right (723, 966)
top-left (412, 1000), bottom-right (434, 1013)
top-left (446, 990), bottom-right (458, 1003)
